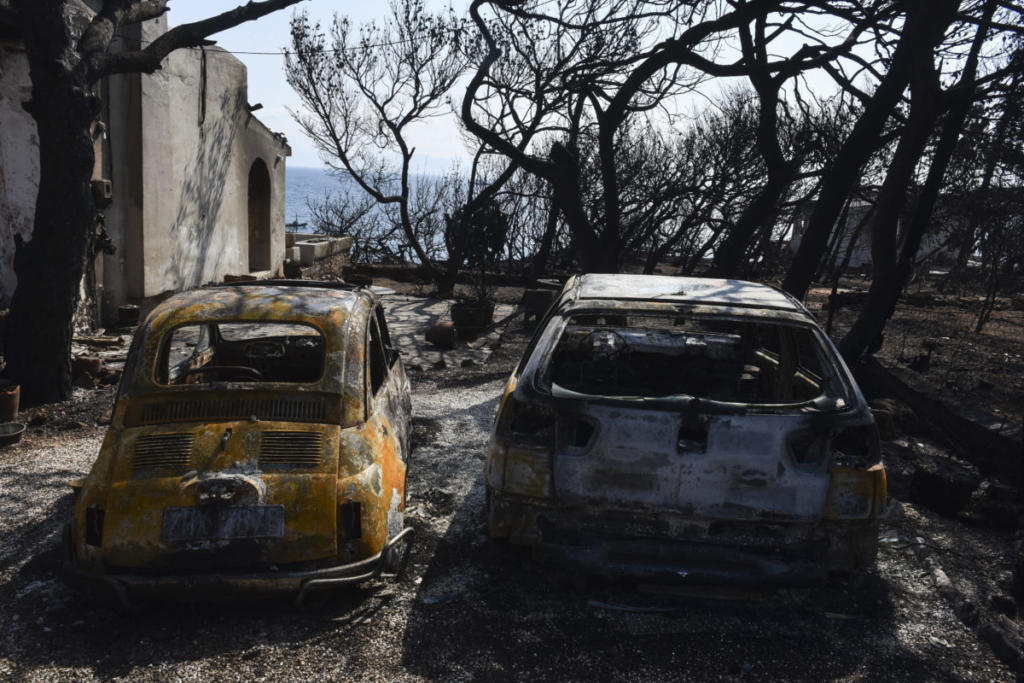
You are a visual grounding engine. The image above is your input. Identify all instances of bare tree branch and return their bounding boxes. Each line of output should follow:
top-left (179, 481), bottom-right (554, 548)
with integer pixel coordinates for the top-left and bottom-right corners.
top-left (93, 0), bottom-right (303, 78)
top-left (123, 0), bottom-right (170, 25)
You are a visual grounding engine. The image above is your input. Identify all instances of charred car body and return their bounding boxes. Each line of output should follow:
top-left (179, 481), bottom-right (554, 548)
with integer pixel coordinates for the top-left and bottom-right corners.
top-left (66, 281), bottom-right (412, 606)
top-left (486, 275), bottom-right (886, 585)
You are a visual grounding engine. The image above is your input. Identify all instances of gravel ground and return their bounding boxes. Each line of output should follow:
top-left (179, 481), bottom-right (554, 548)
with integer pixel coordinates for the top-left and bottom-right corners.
top-left (0, 313), bottom-right (1017, 681)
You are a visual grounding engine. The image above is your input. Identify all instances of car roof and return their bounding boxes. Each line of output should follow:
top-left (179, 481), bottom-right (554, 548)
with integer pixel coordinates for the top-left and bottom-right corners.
top-left (568, 274), bottom-right (803, 312)
top-left (145, 281), bottom-right (375, 330)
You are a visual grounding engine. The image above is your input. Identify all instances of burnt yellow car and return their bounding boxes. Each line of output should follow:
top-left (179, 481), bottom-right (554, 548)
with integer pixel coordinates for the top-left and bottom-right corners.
top-left (65, 281), bottom-right (412, 606)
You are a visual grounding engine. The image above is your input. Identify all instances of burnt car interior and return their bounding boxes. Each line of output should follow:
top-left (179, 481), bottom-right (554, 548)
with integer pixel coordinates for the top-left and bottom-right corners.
top-left (157, 322), bottom-right (325, 384)
top-left (368, 306), bottom-right (400, 397)
top-left (545, 313), bottom-right (841, 404)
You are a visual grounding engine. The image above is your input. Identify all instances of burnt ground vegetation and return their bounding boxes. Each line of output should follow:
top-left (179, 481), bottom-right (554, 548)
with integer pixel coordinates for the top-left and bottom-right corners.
top-left (0, 273), bottom-right (1022, 680)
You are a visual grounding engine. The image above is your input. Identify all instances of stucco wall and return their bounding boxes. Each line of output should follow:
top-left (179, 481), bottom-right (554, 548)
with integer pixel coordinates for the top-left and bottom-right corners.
top-left (0, 46), bottom-right (38, 308)
top-left (105, 15), bottom-right (286, 309)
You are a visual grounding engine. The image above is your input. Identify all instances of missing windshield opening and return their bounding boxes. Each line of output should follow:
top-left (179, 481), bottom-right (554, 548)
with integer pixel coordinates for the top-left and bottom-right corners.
top-left (158, 322), bottom-right (325, 385)
top-left (546, 313), bottom-right (840, 405)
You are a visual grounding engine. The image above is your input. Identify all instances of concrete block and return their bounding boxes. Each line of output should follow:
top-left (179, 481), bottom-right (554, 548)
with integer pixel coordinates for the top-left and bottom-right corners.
top-left (296, 238), bottom-right (330, 265)
top-left (294, 236), bottom-right (353, 265)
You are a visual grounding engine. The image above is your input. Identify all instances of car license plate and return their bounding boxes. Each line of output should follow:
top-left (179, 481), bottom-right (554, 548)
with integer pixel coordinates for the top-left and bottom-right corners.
top-left (162, 505), bottom-right (285, 541)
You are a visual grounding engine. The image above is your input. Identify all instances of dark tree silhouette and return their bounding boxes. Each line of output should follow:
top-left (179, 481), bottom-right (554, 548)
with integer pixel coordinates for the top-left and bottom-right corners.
top-left (783, 0), bottom-right (1022, 306)
top-left (463, 0), bottom-right (896, 274)
top-left (838, 0), bottom-right (1016, 363)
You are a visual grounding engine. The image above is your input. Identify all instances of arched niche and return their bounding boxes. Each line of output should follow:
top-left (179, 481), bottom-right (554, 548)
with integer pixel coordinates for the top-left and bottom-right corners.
top-left (247, 158), bottom-right (271, 272)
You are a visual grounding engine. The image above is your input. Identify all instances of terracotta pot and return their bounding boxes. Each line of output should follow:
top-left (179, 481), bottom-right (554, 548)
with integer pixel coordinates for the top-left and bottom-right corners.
top-left (450, 301), bottom-right (494, 339)
top-left (0, 381), bottom-right (19, 421)
top-left (425, 321), bottom-right (457, 349)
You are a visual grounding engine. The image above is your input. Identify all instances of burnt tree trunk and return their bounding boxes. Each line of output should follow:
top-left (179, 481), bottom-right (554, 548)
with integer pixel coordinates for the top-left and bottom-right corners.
top-left (837, 59), bottom-right (943, 361)
top-left (597, 116), bottom-right (623, 273)
top-left (838, 0), bottom-right (994, 364)
top-left (548, 142), bottom-right (612, 272)
top-left (781, 2), bottom-right (935, 300)
top-left (817, 197), bottom-right (853, 282)
top-left (710, 170), bottom-right (794, 277)
top-left (4, 4), bottom-right (97, 405)
top-left (710, 40), bottom-right (797, 279)
top-left (530, 190), bottom-right (561, 278)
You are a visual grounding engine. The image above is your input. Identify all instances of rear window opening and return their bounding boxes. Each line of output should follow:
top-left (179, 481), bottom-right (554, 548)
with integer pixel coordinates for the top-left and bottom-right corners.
top-left (157, 322), bottom-right (325, 385)
top-left (543, 313), bottom-right (845, 406)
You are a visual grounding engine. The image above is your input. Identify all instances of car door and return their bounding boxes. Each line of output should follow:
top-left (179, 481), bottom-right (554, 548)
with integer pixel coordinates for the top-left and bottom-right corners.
top-left (365, 306), bottom-right (410, 537)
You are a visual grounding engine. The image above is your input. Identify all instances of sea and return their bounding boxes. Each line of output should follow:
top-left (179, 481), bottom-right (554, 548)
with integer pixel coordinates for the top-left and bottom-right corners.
top-left (284, 166), bottom-right (343, 234)
top-left (285, 166), bottom-right (444, 235)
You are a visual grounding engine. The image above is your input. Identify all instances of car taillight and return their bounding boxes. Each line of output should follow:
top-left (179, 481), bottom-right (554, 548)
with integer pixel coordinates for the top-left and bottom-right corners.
top-left (85, 507), bottom-right (105, 546)
top-left (338, 501), bottom-right (362, 540)
top-left (831, 424), bottom-right (881, 468)
top-left (499, 396), bottom-right (556, 447)
top-left (494, 396), bottom-right (557, 497)
top-left (788, 429), bottom-right (829, 467)
top-left (789, 423), bottom-right (881, 469)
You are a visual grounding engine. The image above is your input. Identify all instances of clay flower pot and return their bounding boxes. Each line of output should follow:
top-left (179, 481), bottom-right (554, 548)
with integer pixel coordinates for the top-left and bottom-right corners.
top-left (0, 381), bottom-right (19, 422)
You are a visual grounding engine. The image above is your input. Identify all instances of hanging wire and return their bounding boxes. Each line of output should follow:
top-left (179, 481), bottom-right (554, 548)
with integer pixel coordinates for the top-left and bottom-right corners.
top-left (114, 0), bottom-right (570, 56)
top-left (113, 33), bottom-right (436, 56)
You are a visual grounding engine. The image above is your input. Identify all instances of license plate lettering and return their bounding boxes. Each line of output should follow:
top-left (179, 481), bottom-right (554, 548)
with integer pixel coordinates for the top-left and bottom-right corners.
top-left (162, 505), bottom-right (285, 540)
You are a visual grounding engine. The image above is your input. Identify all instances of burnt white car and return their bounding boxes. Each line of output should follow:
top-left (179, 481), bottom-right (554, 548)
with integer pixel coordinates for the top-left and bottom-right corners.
top-left (486, 275), bottom-right (886, 585)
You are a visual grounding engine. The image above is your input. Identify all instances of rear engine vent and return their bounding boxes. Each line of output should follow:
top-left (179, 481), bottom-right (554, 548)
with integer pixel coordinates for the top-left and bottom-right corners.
top-left (259, 431), bottom-right (323, 467)
top-left (140, 397), bottom-right (327, 425)
top-left (133, 434), bottom-right (194, 472)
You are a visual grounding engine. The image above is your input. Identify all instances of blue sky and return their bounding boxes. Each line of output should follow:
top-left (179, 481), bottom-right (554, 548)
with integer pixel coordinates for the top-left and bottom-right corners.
top-left (170, 0), bottom-right (469, 171)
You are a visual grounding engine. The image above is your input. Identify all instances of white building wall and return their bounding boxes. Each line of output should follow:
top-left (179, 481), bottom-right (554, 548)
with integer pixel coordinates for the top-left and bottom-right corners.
top-left (98, 17), bottom-right (287, 316)
top-left (117, 16), bottom-right (286, 302)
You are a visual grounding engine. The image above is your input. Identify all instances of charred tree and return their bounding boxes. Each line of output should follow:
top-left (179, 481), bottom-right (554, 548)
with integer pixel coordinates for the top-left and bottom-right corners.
top-left (838, 0), bottom-right (1000, 363)
top-left (707, 7), bottom-right (874, 277)
top-left (781, 5), bottom-right (925, 300)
